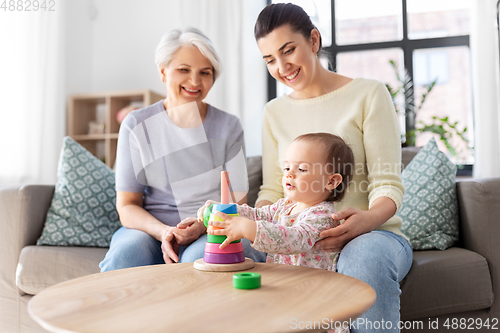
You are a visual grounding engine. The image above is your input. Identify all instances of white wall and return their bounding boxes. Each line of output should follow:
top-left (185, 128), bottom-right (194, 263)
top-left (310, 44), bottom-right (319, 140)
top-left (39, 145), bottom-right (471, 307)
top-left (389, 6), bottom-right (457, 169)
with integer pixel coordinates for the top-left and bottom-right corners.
top-left (470, 0), bottom-right (500, 177)
top-left (65, 0), bottom-right (267, 156)
top-left (65, 0), bottom-right (93, 95)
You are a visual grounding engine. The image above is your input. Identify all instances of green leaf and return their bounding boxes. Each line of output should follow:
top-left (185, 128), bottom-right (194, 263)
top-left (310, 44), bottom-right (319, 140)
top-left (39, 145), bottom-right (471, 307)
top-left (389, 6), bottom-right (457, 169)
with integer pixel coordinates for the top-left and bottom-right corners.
top-left (386, 59), bottom-right (469, 159)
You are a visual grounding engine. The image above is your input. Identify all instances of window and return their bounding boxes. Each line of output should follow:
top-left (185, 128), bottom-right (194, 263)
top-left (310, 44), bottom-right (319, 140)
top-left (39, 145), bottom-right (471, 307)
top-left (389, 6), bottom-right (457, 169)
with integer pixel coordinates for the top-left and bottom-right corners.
top-left (268, 0), bottom-right (473, 166)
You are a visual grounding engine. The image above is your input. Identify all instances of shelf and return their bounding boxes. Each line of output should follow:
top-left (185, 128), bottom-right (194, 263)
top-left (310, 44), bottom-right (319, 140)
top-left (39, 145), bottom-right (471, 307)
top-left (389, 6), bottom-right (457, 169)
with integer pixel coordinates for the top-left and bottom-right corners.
top-left (77, 140), bottom-right (106, 163)
top-left (68, 90), bottom-right (164, 168)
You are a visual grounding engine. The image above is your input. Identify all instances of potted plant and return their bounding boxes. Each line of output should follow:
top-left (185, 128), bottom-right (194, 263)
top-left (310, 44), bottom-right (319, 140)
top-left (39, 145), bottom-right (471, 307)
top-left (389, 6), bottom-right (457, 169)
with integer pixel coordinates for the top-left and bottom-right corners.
top-left (385, 60), bottom-right (469, 159)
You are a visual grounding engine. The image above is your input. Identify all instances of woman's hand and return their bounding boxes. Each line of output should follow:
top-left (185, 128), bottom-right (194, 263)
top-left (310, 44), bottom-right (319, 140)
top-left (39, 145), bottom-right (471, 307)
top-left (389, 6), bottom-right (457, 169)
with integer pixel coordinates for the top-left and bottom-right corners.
top-left (161, 226), bottom-right (179, 264)
top-left (315, 197), bottom-right (397, 252)
top-left (174, 217), bottom-right (206, 246)
top-left (315, 207), bottom-right (377, 252)
top-left (209, 211), bottom-right (257, 249)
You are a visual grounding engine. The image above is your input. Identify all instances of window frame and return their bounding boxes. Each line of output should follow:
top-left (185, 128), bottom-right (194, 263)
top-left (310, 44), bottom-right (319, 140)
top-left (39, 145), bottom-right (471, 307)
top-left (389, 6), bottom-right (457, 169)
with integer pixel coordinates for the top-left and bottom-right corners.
top-left (266, 0), bottom-right (472, 174)
top-left (267, 0), bottom-right (470, 100)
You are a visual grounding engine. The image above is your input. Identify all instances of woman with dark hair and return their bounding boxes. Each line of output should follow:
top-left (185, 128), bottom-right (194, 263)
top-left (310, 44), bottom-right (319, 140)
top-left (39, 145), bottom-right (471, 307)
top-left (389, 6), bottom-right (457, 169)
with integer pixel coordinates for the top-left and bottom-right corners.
top-left (253, 3), bottom-right (412, 333)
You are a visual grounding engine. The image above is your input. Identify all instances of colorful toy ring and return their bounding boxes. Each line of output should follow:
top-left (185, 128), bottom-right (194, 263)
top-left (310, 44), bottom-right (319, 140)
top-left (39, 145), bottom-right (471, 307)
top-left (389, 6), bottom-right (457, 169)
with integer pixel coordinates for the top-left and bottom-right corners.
top-left (206, 234), bottom-right (241, 244)
top-left (203, 204), bottom-right (213, 228)
top-left (233, 272), bottom-right (261, 289)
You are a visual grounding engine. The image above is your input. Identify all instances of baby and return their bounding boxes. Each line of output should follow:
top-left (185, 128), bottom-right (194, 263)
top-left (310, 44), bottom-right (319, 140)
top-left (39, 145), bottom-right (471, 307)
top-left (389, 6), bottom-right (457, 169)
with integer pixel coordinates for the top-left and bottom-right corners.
top-left (200, 132), bottom-right (354, 272)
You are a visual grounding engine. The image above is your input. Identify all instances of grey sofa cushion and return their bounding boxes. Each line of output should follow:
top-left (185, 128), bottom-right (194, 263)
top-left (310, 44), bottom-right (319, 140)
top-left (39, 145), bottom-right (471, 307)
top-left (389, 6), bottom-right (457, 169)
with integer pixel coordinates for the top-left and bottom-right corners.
top-left (400, 247), bottom-right (493, 320)
top-left (16, 245), bottom-right (107, 295)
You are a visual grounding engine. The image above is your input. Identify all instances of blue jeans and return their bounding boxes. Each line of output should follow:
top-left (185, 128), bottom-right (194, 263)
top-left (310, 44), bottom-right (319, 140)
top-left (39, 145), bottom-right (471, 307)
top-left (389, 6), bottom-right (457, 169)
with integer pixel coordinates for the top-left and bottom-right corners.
top-left (338, 230), bottom-right (413, 333)
top-left (99, 227), bottom-right (208, 272)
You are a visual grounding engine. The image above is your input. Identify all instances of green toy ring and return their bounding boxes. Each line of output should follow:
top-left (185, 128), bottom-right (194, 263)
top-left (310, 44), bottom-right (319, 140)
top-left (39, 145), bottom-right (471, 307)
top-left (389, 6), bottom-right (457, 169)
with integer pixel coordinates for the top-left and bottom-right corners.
top-left (206, 234), bottom-right (241, 244)
top-left (203, 204), bottom-right (213, 228)
top-left (233, 272), bottom-right (261, 289)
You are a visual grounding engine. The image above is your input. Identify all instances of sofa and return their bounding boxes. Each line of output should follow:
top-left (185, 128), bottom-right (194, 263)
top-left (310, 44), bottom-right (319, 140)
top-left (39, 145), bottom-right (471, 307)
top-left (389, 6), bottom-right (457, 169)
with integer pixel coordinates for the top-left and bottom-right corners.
top-left (1, 151), bottom-right (499, 333)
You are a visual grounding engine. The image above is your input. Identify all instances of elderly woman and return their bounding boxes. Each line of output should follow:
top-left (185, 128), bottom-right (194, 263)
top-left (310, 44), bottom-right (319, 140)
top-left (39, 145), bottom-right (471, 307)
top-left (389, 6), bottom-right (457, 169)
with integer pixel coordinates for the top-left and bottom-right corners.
top-left (100, 28), bottom-right (247, 271)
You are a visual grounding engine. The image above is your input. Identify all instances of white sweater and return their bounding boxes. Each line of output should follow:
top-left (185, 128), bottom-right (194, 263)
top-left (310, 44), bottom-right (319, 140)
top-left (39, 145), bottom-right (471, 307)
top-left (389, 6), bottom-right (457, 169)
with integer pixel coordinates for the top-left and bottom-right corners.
top-left (257, 78), bottom-right (405, 237)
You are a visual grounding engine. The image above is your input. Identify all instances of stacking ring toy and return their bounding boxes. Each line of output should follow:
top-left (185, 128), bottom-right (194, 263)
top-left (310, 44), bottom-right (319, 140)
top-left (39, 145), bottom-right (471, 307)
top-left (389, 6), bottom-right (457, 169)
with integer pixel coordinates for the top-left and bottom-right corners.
top-left (193, 171), bottom-right (256, 272)
top-left (205, 242), bottom-right (243, 254)
top-left (204, 252), bottom-right (245, 264)
top-left (207, 234), bottom-right (241, 244)
top-left (233, 272), bottom-right (261, 289)
top-left (203, 204), bottom-right (213, 228)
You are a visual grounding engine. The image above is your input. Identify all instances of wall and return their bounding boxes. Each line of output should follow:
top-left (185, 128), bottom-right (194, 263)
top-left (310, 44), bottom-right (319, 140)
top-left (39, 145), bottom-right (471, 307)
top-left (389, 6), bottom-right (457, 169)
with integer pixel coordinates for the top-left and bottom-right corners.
top-left (64, 0), bottom-right (267, 156)
top-left (470, 0), bottom-right (500, 177)
top-left (65, 0), bottom-right (93, 96)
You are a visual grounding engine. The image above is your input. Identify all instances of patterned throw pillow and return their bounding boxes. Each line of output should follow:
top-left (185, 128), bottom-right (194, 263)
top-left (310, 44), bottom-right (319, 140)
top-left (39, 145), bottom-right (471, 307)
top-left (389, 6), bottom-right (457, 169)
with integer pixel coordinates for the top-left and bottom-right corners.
top-left (398, 138), bottom-right (459, 250)
top-left (37, 137), bottom-right (121, 247)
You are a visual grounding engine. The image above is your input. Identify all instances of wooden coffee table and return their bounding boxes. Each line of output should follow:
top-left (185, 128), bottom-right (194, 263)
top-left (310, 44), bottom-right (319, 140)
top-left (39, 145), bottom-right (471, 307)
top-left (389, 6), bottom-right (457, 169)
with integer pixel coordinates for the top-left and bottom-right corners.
top-left (28, 263), bottom-right (376, 333)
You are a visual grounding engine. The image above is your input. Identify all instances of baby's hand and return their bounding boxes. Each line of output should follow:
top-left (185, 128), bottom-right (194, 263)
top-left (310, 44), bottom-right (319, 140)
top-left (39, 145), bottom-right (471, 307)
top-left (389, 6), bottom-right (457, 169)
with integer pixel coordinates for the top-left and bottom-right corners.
top-left (209, 211), bottom-right (257, 249)
top-left (197, 200), bottom-right (219, 222)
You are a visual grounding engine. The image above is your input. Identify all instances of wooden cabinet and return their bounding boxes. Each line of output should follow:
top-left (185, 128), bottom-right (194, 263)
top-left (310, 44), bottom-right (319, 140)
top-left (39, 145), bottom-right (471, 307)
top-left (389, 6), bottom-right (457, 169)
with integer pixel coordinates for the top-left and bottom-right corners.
top-left (68, 90), bottom-right (164, 168)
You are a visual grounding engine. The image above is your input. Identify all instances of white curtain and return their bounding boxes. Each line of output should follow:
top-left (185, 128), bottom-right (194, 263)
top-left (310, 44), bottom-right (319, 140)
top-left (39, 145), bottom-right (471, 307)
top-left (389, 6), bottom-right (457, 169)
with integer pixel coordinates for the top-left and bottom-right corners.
top-left (0, 5), bottom-right (66, 185)
top-left (471, 0), bottom-right (500, 178)
top-left (180, 0), bottom-right (245, 120)
top-left (0, 0), bottom-right (266, 186)
top-left (178, 0), bottom-right (267, 157)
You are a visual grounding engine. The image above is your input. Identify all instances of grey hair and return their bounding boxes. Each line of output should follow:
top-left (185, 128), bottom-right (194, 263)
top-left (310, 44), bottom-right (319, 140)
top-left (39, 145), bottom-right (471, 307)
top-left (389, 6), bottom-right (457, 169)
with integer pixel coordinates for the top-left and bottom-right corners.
top-left (155, 27), bottom-right (222, 82)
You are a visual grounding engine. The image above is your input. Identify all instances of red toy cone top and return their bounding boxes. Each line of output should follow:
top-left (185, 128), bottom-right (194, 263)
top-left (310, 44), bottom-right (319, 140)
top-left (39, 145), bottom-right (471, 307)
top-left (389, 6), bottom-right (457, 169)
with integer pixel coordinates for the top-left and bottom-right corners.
top-left (221, 171), bottom-right (230, 204)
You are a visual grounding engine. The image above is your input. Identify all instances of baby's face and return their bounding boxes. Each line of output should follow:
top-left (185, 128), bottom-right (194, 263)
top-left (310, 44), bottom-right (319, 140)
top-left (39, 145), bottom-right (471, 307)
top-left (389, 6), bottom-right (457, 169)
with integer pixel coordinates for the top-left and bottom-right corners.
top-left (282, 140), bottom-right (332, 206)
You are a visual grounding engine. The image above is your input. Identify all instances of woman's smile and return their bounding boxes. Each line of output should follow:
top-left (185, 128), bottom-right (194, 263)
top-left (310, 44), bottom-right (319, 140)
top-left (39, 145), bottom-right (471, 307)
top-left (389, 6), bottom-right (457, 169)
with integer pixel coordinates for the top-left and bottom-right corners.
top-left (182, 86), bottom-right (201, 95)
top-left (283, 68), bottom-right (300, 83)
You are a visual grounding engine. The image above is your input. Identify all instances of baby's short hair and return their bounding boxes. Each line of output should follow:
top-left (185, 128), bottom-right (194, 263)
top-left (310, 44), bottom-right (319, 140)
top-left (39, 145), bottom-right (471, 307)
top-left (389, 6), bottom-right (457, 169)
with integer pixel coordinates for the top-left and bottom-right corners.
top-left (294, 133), bottom-right (354, 202)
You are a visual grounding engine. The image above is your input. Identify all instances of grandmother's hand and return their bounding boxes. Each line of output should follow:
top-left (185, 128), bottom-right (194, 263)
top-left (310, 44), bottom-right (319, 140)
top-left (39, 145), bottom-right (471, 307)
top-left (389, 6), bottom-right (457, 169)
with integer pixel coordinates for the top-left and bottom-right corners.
top-left (314, 207), bottom-right (376, 253)
top-left (161, 227), bottom-right (179, 264)
top-left (174, 217), bottom-right (207, 246)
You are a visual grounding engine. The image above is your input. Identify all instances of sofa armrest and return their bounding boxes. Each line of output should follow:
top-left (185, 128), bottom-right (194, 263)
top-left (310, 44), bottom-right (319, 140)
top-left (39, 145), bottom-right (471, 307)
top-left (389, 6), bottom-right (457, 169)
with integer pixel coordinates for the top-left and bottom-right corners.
top-left (0, 184), bottom-right (54, 330)
top-left (0, 185), bottom-right (54, 288)
top-left (457, 178), bottom-right (500, 318)
top-left (457, 178), bottom-right (500, 259)
top-left (0, 185), bottom-right (54, 247)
